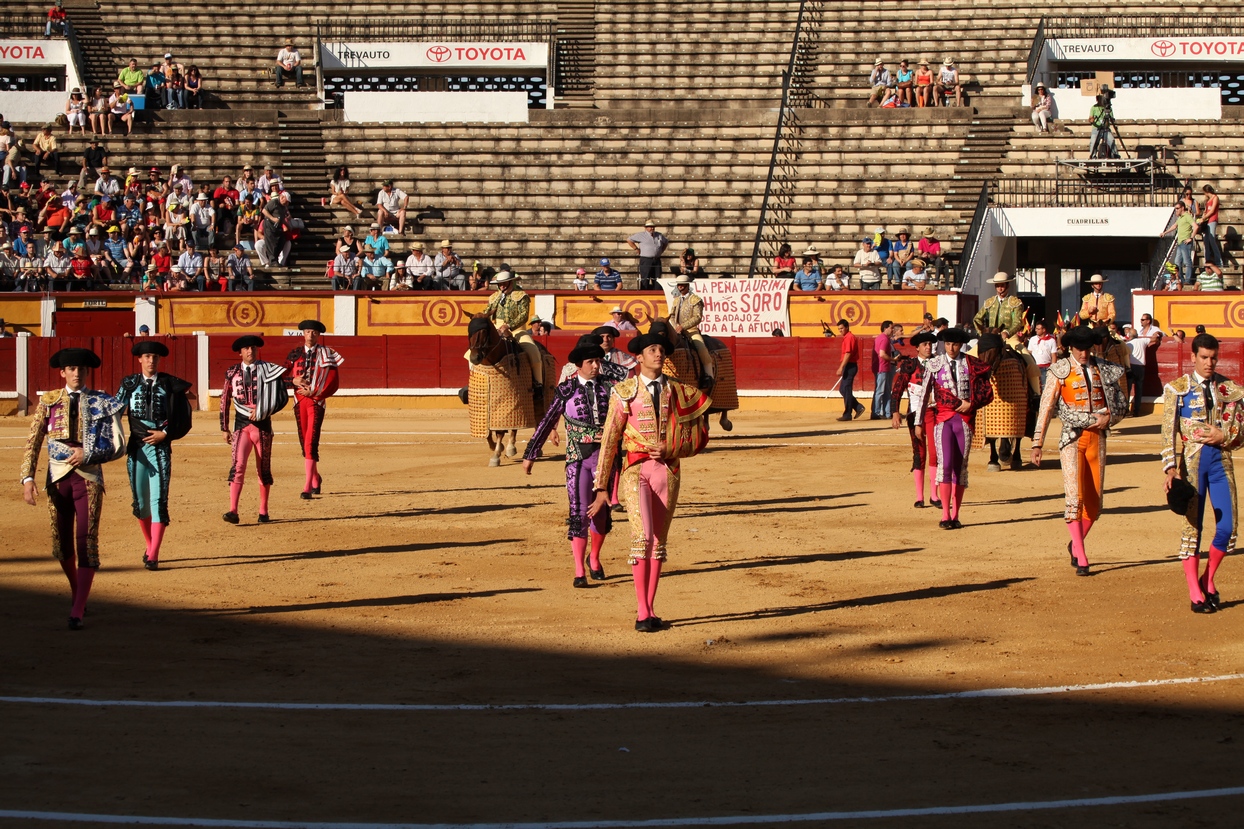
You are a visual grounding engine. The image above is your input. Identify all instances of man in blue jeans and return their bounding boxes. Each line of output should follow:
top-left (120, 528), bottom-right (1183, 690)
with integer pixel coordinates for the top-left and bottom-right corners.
top-left (1162, 201), bottom-right (1197, 287)
top-left (835, 319), bottom-right (864, 421)
top-left (871, 320), bottom-right (895, 419)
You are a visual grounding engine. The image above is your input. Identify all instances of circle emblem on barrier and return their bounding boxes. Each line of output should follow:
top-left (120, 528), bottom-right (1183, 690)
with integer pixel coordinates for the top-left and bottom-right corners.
top-left (426, 298), bottom-right (461, 327)
top-left (426, 45), bottom-right (452, 63)
top-left (1228, 301), bottom-right (1244, 327)
top-left (227, 300), bottom-right (262, 327)
top-left (832, 299), bottom-right (866, 326)
top-left (624, 300), bottom-right (660, 326)
top-left (1151, 40), bottom-right (1176, 58)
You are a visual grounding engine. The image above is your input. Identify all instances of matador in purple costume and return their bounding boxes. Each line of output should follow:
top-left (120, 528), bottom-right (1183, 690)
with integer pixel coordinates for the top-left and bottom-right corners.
top-left (523, 337), bottom-right (618, 587)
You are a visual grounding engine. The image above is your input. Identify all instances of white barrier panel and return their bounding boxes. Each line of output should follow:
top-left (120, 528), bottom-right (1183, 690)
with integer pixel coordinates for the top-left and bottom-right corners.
top-left (1048, 87), bottom-right (1221, 121)
top-left (0, 90), bottom-right (69, 123)
top-left (342, 91), bottom-right (530, 123)
top-left (1050, 37), bottom-right (1244, 62)
top-left (659, 278), bottom-right (791, 337)
top-left (0, 40), bottom-right (71, 66)
top-left (994, 207), bottom-right (1175, 238)
top-left (322, 41), bottom-right (548, 70)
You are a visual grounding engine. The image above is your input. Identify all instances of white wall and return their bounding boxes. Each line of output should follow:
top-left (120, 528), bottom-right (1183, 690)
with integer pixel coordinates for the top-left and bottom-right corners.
top-left (1045, 87), bottom-right (1221, 121)
top-left (0, 90), bottom-right (69, 123)
top-left (0, 39), bottom-right (82, 124)
top-left (343, 91), bottom-right (530, 124)
top-left (997, 207), bottom-right (1175, 238)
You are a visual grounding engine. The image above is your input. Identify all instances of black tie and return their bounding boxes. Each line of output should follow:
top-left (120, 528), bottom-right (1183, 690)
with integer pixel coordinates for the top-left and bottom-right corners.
top-left (1083, 361), bottom-right (1094, 405)
top-left (949, 360), bottom-right (959, 391)
top-left (68, 392), bottom-right (80, 441)
top-left (1204, 378), bottom-right (1216, 420)
top-left (144, 378), bottom-right (155, 421)
top-left (584, 381), bottom-right (596, 427)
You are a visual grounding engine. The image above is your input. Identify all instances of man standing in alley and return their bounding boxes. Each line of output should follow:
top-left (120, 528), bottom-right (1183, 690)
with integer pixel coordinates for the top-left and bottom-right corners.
top-left (626, 219), bottom-right (669, 291)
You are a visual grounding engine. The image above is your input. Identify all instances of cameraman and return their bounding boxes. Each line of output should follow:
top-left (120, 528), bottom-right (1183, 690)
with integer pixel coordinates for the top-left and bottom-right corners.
top-left (1089, 87), bottom-right (1117, 158)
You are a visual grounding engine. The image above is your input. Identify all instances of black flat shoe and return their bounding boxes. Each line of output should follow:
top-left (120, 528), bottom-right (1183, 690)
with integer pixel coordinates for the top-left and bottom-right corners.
top-left (939, 519), bottom-right (953, 530)
top-left (300, 491), bottom-right (313, 500)
top-left (611, 503), bottom-right (625, 513)
top-left (311, 485), bottom-right (321, 495)
top-left (950, 519), bottom-right (963, 530)
top-left (648, 616), bottom-right (665, 630)
top-left (1075, 565), bottom-right (1092, 577)
top-left (257, 514), bottom-right (271, 524)
top-left (222, 511), bottom-right (239, 524)
top-left (1068, 541), bottom-right (1077, 567)
top-left (914, 501), bottom-right (924, 508)
top-left (635, 617), bottom-right (655, 632)
top-left (573, 577), bottom-right (589, 588)
top-left (589, 567), bottom-right (606, 580)
top-left (929, 500), bottom-right (942, 509)
top-left (68, 616), bottom-right (83, 630)
top-left (142, 552), bottom-right (149, 564)
top-left (1200, 575), bottom-right (1222, 609)
top-left (1191, 599), bottom-right (1217, 614)
top-left (144, 559), bottom-right (159, 571)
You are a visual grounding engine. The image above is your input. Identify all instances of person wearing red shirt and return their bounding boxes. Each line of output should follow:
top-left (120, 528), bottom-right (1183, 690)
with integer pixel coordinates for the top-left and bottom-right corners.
top-left (45, 1), bottom-right (66, 37)
top-left (835, 319), bottom-right (863, 421)
top-left (68, 246), bottom-right (98, 289)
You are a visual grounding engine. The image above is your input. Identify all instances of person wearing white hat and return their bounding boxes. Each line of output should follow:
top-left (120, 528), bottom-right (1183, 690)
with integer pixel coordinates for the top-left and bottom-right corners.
top-left (868, 58), bottom-right (892, 106)
top-left (482, 271), bottom-right (544, 392)
top-left (403, 241), bottom-right (435, 290)
top-left (666, 275), bottom-right (715, 389)
top-left (626, 220), bottom-right (669, 291)
top-left (937, 57), bottom-right (962, 107)
top-left (973, 272), bottom-right (1026, 337)
top-left (1031, 81), bottom-right (1053, 133)
top-left (1078, 274), bottom-right (1116, 329)
top-left (434, 239), bottom-right (463, 290)
top-left (606, 305), bottom-right (638, 332)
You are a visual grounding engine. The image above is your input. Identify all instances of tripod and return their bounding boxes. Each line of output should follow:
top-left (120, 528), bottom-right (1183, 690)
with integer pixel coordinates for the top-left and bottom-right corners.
top-left (1089, 110), bottom-right (1126, 160)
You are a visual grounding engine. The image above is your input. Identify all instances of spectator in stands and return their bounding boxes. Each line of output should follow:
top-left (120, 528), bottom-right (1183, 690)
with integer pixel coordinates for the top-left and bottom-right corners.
top-left (676, 248), bottom-right (706, 279)
top-left (203, 246), bottom-right (224, 289)
top-left (627, 219), bottom-right (668, 290)
top-left (65, 88), bottom-right (87, 135)
top-left (184, 66), bottom-right (203, 109)
top-left (872, 227), bottom-right (892, 279)
top-left (62, 227), bottom-right (84, 256)
top-left (1179, 185), bottom-right (1198, 218)
top-left (43, 239), bottom-right (71, 290)
top-left (45, 0), bottom-right (66, 38)
top-left (467, 268), bottom-right (489, 291)
top-left (169, 164), bottom-right (193, 194)
top-left (595, 257), bottom-right (622, 290)
top-left (853, 237), bottom-right (883, 290)
top-left (161, 53), bottom-right (185, 81)
top-left (436, 239), bottom-right (464, 289)
top-left (359, 245), bottom-right (392, 290)
top-left (1200, 184), bottom-right (1223, 278)
top-left (36, 193), bottom-right (70, 235)
top-left (1196, 265), bottom-right (1224, 292)
top-left (102, 225), bottom-right (130, 282)
top-left (18, 248), bottom-right (42, 291)
top-left (165, 263), bottom-right (190, 292)
top-left (902, 258), bottom-right (928, 290)
top-left (275, 39), bottom-right (306, 89)
top-left (4, 140), bottom-right (26, 188)
top-left (237, 164), bottom-right (259, 203)
top-left (824, 264), bottom-right (848, 291)
top-left (794, 257), bottom-right (822, 291)
top-left (256, 165), bottom-right (280, 196)
top-left (364, 223), bottom-right (390, 259)
top-left (403, 241), bottom-right (435, 289)
top-left (867, 59), bottom-right (892, 106)
top-left (226, 244), bottom-right (255, 291)
top-left (108, 85), bottom-right (134, 136)
top-left (572, 268), bottom-right (589, 290)
top-left (177, 239), bottom-right (204, 290)
top-left (91, 195), bottom-right (115, 230)
top-left (236, 198), bottom-right (260, 248)
top-left (165, 67), bottom-right (186, 110)
top-left (914, 59), bottom-right (934, 107)
top-left (917, 227), bottom-right (945, 286)
top-left (331, 245), bottom-right (358, 291)
top-left (146, 63), bottom-right (165, 103)
top-left (329, 165), bottom-right (362, 217)
top-left (802, 245), bottom-right (822, 272)
top-left (887, 228), bottom-right (914, 283)
top-left (189, 193), bottom-right (215, 249)
top-left (937, 58), bottom-right (962, 107)
top-left (0, 242), bottom-right (18, 290)
top-left (164, 194), bottom-right (189, 250)
top-left (1031, 82), bottom-right (1053, 133)
top-left (88, 87), bottom-right (108, 135)
top-left (895, 59), bottom-right (915, 107)
top-left (773, 243), bottom-right (795, 279)
top-left (117, 59), bottom-right (146, 94)
top-left (336, 226), bottom-right (361, 257)
top-left (259, 189), bottom-right (288, 266)
top-left (84, 225), bottom-right (104, 260)
top-left (212, 177), bottom-right (238, 240)
top-left (375, 180), bottom-right (408, 234)
top-left (1162, 201), bottom-right (1197, 288)
top-left (69, 244), bottom-right (98, 289)
top-left (80, 138), bottom-right (107, 184)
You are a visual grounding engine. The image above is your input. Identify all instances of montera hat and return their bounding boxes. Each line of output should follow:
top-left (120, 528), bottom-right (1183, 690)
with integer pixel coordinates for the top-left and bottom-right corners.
top-left (909, 331), bottom-right (938, 347)
top-left (49, 347), bottom-right (101, 369)
top-left (131, 340), bottom-right (169, 357)
top-left (231, 335), bottom-right (264, 352)
top-left (1062, 325), bottom-right (1098, 350)
top-left (592, 325), bottom-right (620, 338)
top-left (937, 327), bottom-right (972, 344)
top-left (298, 319), bottom-right (326, 333)
top-left (568, 338), bottom-right (606, 366)
top-left (986, 271), bottom-right (1014, 284)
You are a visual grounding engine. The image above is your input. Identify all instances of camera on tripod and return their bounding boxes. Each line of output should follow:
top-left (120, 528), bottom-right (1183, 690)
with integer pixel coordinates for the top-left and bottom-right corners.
top-left (1095, 85), bottom-right (1116, 118)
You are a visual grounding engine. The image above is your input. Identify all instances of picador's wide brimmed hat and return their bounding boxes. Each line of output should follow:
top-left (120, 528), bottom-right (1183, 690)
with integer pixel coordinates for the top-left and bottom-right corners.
top-left (937, 327), bottom-right (972, 344)
top-left (1088, 273), bottom-right (1107, 284)
top-left (628, 322), bottom-right (674, 355)
top-left (493, 271), bottom-right (517, 284)
top-left (232, 335), bottom-right (264, 352)
top-left (49, 347), bottom-right (100, 369)
top-left (909, 331), bottom-right (938, 347)
top-left (675, 274), bottom-right (696, 285)
top-left (131, 340), bottom-right (168, 357)
top-left (986, 271), bottom-right (1014, 284)
top-left (1062, 325), bottom-right (1098, 350)
top-left (298, 319), bottom-right (326, 333)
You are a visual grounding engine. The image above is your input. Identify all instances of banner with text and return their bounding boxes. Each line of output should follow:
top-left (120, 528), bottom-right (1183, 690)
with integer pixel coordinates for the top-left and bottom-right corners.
top-left (1049, 37), bottom-right (1244, 62)
top-left (321, 41), bottom-right (549, 70)
top-left (659, 279), bottom-right (791, 337)
top-left (0, 40), bottom-right (71, 66)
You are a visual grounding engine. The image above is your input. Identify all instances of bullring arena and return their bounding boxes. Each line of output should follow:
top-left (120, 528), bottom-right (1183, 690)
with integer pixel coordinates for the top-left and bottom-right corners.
top-left (4, 1), bottom-right (1244, 827)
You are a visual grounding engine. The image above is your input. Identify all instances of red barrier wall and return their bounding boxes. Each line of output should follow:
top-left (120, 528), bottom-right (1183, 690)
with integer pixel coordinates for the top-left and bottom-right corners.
top-left (0, 339), bottom-right (15, 393)
top-left (25, 336), bottom-right (198, 400)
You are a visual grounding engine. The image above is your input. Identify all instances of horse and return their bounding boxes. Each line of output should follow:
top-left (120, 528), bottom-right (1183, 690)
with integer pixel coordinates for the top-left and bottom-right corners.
top-left (465, 316), bottom-right (558, 466)
top-left (657, 325), bottom-right (738, 432)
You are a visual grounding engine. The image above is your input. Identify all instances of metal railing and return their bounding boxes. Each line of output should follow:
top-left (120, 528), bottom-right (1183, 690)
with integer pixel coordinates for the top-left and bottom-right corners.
top-left (1143, 210), bottom-right (1179, 288)
top-left (991, 177), bottom-right (1184, 208)
top-left (1044, 15), bottom-right (1244, 39)
top-left (316, 20), bottom-right (557, 41)
top-left (62, 19), bottom-right (89, 96)
top-left (1025, 17), bottom-right (1046, 87)
top-left (959, 182), bottom-right (991, 289)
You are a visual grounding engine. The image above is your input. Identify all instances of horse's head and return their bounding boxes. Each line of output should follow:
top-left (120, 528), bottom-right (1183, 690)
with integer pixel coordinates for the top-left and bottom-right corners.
top-left (468, 315), bottom-right (503, 366)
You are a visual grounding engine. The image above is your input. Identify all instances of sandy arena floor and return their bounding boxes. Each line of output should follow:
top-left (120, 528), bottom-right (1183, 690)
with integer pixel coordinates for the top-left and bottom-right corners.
top-left (1, 405), bottom-right (1243, 828)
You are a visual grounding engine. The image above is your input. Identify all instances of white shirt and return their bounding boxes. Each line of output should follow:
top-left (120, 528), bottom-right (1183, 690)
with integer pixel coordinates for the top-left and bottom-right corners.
top-left (404, 252), bottom-right (434, 276)
top-left (376, 187), bottom-right (407, 213)
top-left (1027, 335), bottom-right (1058, 367)
top-left (277, 48), bottom-right (301, 67)
top-left (853, 249), bottom-right (882, 281)
top-left (1127, 337), bottom-right (1148, 366)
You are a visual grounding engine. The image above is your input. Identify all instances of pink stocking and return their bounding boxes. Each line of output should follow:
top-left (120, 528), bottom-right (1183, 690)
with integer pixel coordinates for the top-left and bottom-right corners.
top-left (259, 484), bottom-right (271, 516)
top-left (589, 531), bottom-right (605, 571)
top-left (1183, 556), bottom-right (1206, 603)
top-left (1207, 546), bottom-right (1226, 593)
top-left (229, 481), bottom-right (244, 512)
top-left (303, 458), bottom-right (316, 493)
top-left (311, 461), bottom-right (321, 489)
top-left (570, 536), bottom-right (588, 578)
top-left (951, 485), bottom-right (965, 520)
top-left (138, 517), bottom-right (152, 552)
top-left (1080, 516), bottom-right (1095, 540)
top-left (148, 522), bottom-right (166, 563)
top-left (912, 470), bottom-right (925, 503)
top-left (938, 483), bottom-right (952, 521)
top-left (71, 567), bottom-right (95, 618)
top-left (631, 559), bottom-right (651, 620)
top-left (647, 560), bottom-right (663, 616)
top-left (1067, 520), bottom-right (1087, 567)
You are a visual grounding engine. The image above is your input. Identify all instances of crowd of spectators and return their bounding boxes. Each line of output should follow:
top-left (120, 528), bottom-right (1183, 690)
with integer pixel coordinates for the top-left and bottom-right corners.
top-left (774, 227), bottom-right (951, 290)
top-left (113, 53), bottom-right (204, 113)
top-left (1159, 184), bottom-right (1228, 291)
top-left (328, 233), bottom-right (495, 291)
top-left (868, 57), bottom-right (963, 108)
